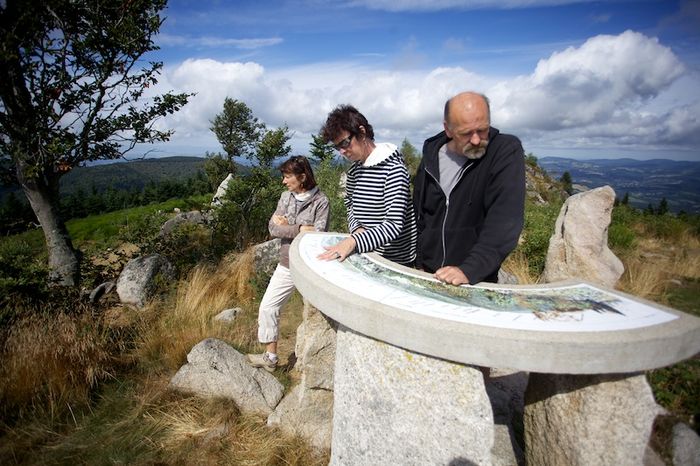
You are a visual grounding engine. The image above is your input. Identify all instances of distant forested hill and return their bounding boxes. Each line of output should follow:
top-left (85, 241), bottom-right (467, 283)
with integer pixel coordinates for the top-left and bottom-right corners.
top-left (539, 157), bottom-right (700, 214)
top-left (58, 156), bottom-right (207, 195)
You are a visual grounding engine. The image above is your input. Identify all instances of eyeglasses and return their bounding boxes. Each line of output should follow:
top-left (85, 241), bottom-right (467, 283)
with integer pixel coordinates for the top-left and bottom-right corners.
top-left (333, 134), bottom-right (354, 151)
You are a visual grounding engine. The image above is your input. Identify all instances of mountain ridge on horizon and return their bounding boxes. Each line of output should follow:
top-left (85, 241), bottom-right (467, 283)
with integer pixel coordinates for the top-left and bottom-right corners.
top-left (538, 156), bottom-right (700, 214)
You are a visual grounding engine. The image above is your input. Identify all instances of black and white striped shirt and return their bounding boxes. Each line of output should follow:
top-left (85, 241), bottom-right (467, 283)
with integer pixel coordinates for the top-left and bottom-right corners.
top-left (346, 145), bottom-right (417, 265)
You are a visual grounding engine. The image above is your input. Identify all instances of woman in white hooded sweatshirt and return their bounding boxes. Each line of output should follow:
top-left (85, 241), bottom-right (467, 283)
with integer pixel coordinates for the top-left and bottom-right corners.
top-left (317, 105), bottom-right (416, 266)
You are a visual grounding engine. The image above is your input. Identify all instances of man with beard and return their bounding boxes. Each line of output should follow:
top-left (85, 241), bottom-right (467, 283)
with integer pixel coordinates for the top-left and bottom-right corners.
top-left (413, 91), bottom-right (526, 285)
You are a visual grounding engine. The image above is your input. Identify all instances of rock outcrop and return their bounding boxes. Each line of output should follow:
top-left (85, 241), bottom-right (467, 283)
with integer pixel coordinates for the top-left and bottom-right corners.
top-left (672, 422), bottom-right (700, 466)
top-left (253, 238), bottom-right (281, 278)
top-left (211, 173), bottom-right (234, 207)
top-left (159, 210), bottom-right (209, 237)
top-left (170, 338), bottom-right (284, 416)
top-left (542, 185), bottom-right (624, 287)
top-left (267, 300), bottom-right (337, 450)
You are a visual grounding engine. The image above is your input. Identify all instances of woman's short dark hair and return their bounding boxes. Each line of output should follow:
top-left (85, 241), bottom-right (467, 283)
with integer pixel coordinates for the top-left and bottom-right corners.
top-left (320, 104), bottom-right (374, 143)
top-left (279, 155), bottom-right (317, 190)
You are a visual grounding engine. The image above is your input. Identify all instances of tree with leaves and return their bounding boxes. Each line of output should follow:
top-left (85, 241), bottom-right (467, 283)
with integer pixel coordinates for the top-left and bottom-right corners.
top-left (560, 171), bottom-right (573, 195)
top-left (256, 124), bottom-right (292, 169)
top-left (210, 97), bottom-right (264, 170)
top-left (657, 197), bottom-right (669, 216)
top-left (0, 0), bottom-right (191, 286)
top-left (309, 132), bottom-right (335, 163)
top-left (203, 151), bottom-right (234, 189)
top-left (400, 137), bottom-right (421, 181)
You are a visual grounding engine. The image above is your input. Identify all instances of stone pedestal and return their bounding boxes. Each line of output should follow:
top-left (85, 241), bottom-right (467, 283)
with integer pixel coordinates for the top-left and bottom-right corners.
top-left (330, 325), bottom-right (494, 466)
top-left (289, 232), bottom-right (700, 466)
top-left (524, 372), bottom-right (659, 466)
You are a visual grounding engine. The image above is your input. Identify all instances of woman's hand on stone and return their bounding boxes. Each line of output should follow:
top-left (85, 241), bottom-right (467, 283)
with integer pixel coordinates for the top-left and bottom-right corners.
top-left (317, 237), bottom-right (357, 262)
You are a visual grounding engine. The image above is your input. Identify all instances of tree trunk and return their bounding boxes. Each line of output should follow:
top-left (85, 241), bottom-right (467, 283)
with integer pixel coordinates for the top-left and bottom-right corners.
top-left (18, 165), bottom-right (80, 287)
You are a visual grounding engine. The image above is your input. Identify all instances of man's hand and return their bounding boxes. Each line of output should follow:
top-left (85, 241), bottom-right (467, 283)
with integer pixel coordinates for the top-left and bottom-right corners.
top-left (434, 266), bottom-right (469, 286)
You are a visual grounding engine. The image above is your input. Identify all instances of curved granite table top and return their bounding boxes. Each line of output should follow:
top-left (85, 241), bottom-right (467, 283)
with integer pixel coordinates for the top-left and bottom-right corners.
top-left (290, 232), bottom-right (700, 374)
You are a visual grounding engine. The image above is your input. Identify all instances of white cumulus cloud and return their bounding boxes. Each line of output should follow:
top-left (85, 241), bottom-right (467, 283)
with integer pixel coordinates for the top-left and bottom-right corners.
top-left (147, 30), bottom-right (698, 160)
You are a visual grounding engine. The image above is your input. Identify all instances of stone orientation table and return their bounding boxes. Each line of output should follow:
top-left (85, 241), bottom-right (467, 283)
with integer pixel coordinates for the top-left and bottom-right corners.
top-left (289, 232), bottom-right (700, 465)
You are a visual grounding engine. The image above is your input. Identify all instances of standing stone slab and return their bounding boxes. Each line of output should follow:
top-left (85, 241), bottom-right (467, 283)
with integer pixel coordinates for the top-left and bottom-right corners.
top-left (331, 325), bottom-right (494, 466)
top-left (524, 372), bottom-right (659, 466)
top-left (542, 185), bottom-right (624, 288)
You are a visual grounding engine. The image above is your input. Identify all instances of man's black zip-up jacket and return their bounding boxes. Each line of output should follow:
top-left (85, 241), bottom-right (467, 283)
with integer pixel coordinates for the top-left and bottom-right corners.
top-left (413, 127), bottom-right (526, 284)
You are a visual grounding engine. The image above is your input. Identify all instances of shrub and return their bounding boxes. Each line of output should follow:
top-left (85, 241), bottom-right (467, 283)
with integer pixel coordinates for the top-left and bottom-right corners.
top-left (152, 222), bottom-right (215, 276)
top-left (211, 168), bottom-right (283, 254)
top-left (117, 210), bottom-right (170, 248)
top-left (644, 215), bottom-right (690, 241)
top-left (608, 217), bottom-right (637, 251)
top-left (0, 239), bottom-right (49, 322)
top-left (648, 360), bottom-right (700, 429)
top-left (516, 201), bottom-right (561, 278)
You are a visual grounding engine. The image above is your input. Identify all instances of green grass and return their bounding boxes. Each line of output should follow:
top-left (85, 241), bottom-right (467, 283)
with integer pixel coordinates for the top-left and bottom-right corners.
top-left (68, 195), bottom-right (211, 247)
top-left (666, 278), bottom-right (700, 318)
top-left (0, 195), bottom-right (211, 255)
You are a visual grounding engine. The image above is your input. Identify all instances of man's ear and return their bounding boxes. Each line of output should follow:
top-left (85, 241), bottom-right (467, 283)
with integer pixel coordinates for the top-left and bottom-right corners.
top-left (443, 120), bottom-right (453, 138)
top-left (358, 125), bottom-right (366, 137)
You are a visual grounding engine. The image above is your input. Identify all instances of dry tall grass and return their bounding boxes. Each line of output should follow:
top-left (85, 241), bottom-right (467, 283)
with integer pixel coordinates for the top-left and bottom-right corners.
top-left (135, 247), bottom-right (260, 372)
top-left (0, 308), bottom-right (116, 422)
top-left (146, 395), bottom-right (324, 465)
top-left (501, 249), bottom-right (538, 285)
top-left (617, 233), bottom-right (700, 302)
top-left (0, 245), bottom-right (326, 465)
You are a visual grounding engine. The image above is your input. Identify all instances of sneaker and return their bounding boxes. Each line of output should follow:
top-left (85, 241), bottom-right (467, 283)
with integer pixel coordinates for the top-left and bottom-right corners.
top-left (246, 352), bottom-right (277, 373)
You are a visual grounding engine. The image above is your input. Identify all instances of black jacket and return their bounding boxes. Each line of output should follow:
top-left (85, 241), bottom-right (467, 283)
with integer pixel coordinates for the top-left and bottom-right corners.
top-left (413, 127), bottom-right (525, 283)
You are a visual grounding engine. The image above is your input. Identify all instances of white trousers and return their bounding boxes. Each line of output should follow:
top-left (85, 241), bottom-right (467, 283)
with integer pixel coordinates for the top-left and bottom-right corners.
top-left (257, 264), bottom-right (295, 343)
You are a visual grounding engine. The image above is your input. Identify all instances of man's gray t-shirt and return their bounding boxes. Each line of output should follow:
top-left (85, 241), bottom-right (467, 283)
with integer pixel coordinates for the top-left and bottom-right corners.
top-left (438, 144), bottom-right (468, 196)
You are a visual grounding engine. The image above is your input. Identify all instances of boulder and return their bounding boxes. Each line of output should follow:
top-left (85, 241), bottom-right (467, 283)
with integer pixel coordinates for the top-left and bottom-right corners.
top-left (524, 372), bottom-right (659, 466)
top-left (211, 173), bottom-right (234, 207)
top-left (497, 269), bottom-right (519, 285)
top-left (88, 280), bottom-right (116, 303)
top-left (170, 338), bottom-right (283, 416)
top-left (542, 185), bottom-right (624, 287)
top-left (159, 210), bottom-right (208, 237)
top-left (330, 325), bottom-right (494, 466)
top-left (267, 299), bottom-right (337, 450)
top-left (214, 307), bottom-right (241, 323)
top-left (268, 384), bottom-right (334, 451)
top-left (253, 238), bottom-right (281, 278)
top-left (672, 422), bottom-right (700, 466)
top-left (116, 254), bottom-right (174, 307)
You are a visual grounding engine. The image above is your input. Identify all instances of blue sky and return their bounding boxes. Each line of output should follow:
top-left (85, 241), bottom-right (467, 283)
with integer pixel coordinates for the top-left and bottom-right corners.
top-left (138, 0), bottom-right (700, 161)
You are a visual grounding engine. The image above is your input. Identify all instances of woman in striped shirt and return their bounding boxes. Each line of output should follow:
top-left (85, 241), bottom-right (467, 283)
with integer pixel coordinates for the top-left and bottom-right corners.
top-left (318, 105), bottom-right (417, 266)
